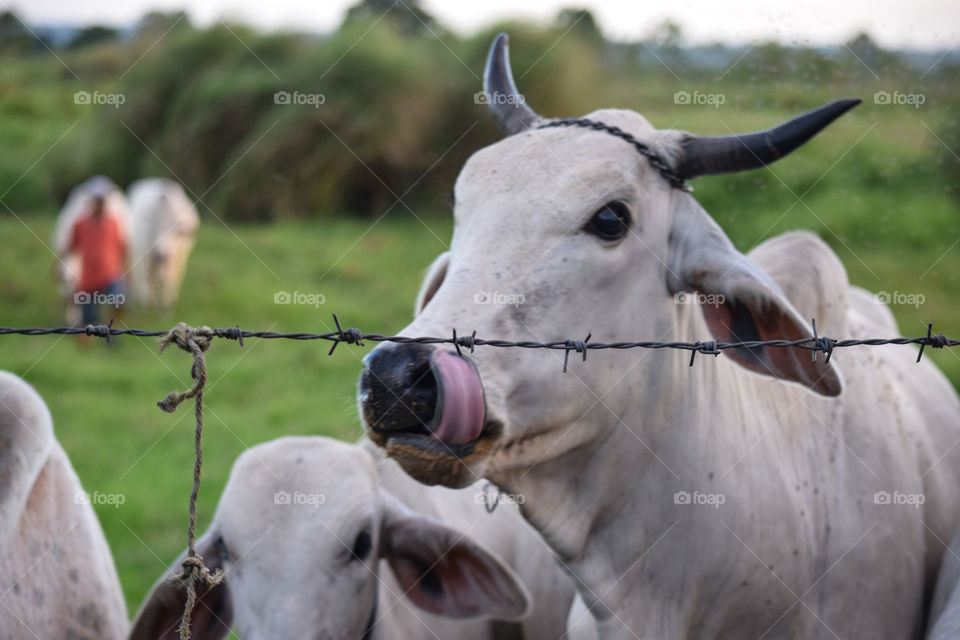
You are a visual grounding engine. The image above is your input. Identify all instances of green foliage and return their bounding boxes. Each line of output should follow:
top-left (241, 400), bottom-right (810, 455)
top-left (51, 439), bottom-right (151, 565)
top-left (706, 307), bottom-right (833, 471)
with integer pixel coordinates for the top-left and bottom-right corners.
top-left (0, 11), bottom-right (37, 54)
top-left (67, 25), bottom-right (120, 50)
top-left (6, 15), bottom-right (956, 225)
top-left (344, 0), bottom-right (439, 36)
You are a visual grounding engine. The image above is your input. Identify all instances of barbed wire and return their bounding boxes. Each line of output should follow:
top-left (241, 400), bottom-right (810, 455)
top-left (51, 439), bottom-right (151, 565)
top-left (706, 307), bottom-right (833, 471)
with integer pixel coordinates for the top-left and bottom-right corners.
top-left (0, 315), bottom-right (955, 369)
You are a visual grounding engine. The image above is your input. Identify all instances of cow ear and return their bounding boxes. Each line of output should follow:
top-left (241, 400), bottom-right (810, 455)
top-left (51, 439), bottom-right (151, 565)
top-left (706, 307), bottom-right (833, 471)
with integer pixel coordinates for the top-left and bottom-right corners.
top-left (378, 490), bottom-right (530, 620)
top-left (415, 252), bottom-right (449, 316)
top-left (129, 531), bottom-right (232, 640)
top-left (668, 204), bottom-right (843, 397)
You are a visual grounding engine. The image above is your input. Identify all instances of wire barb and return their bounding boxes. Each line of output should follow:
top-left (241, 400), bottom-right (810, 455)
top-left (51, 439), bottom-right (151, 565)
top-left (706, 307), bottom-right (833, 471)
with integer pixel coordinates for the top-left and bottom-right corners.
top-left (562, 333), bottom-right (592, 373)
top-left (810, 318), bottom-right (836, 363)
top-left (917, 322), bottom-right (950, 363)
top-left (689, 340), bottom-right (720, 367)
top-left (85, 317), bottom-right (114, 344)
top-left (215, 325), bottom-right (244, 347)
top-left (328, 313), bottom-right (364, 355)
top-left (452, 329), bottom-right (477, 356)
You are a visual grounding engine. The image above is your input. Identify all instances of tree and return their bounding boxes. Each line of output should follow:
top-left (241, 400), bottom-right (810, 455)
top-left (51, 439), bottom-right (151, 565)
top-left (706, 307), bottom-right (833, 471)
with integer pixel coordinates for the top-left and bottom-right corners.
top-left (648, 18), bottom-right (683, 49)
top-left (843, 32), bottom-right (903, 76)
top-left (555, 8), bottom-right (603, 41)
top-left (0, 11), bottom-right (37, 54)
top-left (343, 0), bottom-right (438, 36)
top-left (136, 11), bottom-right (191, 37)
top-left (67, 25), bottom-right (119, 49)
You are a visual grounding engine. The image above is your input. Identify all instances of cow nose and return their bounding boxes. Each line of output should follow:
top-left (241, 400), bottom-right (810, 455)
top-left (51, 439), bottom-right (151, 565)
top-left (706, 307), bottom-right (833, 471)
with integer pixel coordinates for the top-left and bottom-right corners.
top-left (359, 343), bottom-right (439, 435)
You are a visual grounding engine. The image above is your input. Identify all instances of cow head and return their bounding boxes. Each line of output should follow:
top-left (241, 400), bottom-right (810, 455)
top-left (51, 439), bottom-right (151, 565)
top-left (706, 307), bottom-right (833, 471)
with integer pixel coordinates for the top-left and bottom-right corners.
top-left (128, 437), bottom-right (529, 640)
top-left (357, 34), bottom-right (853, 488)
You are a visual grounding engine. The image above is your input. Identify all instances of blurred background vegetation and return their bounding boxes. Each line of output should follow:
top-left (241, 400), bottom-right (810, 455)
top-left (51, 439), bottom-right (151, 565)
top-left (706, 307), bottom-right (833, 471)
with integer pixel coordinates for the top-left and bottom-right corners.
top-left (1, 0), bottom-right (959, 613)
top-left (3, 1), bottom-right (959, 222)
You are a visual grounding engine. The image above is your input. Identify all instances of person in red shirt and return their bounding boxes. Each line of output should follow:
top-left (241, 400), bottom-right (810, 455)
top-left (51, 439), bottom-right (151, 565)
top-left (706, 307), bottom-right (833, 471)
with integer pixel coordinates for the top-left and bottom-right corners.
top-left (68, 194), bottom-right (127, 326)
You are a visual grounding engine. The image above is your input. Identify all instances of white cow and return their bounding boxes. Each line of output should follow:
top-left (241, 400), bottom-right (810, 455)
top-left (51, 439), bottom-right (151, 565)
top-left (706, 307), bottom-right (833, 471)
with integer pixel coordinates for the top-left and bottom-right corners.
top-left (129, 436), bottom-right (575, 639)
top-left (357, 34), bottom-right (960, 639)
top-left (52, 176), bottom-right (130, 324)
top-left (928, 530), bottom-right (960, 639)
top-left (127, 178), bottom-right (199, 311)
top-left (0, 370), bottom-right (128, 639)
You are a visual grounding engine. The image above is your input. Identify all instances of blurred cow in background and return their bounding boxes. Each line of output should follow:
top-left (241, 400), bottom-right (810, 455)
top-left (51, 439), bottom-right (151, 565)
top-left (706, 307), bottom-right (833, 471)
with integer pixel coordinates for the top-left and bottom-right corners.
top-left (127, 178), bottom-right (200, 311)
top-left (52, 176), bottom-right (129, 324)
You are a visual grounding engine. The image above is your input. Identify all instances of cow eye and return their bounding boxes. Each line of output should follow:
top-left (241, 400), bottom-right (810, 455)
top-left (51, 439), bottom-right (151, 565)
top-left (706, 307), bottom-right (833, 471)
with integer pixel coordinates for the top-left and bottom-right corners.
top-left (350, 530), bottom-right (372, 562)
top-left (584, 201), bottom-right (631, 241)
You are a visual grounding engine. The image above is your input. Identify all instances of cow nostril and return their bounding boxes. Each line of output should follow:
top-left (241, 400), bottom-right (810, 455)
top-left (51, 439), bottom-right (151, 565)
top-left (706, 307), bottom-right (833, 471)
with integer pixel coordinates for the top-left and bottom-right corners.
top-left (359, 344), bottom-right (439, 434)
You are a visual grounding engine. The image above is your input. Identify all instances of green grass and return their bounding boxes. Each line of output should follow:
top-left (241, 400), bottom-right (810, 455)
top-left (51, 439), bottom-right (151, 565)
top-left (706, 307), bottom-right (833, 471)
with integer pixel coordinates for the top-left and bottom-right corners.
top-left (1, 208), bottom-right (957, 614)
top-left (0, 213), bottom-right (451, 610)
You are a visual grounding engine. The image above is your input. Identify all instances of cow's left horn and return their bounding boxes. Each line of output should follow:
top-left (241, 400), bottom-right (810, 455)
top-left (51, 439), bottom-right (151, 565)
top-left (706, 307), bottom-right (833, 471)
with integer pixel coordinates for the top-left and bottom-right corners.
top-left (483, 33), bottom-right (541, 135)
top-left (676, 99), bottom-right (861, 179)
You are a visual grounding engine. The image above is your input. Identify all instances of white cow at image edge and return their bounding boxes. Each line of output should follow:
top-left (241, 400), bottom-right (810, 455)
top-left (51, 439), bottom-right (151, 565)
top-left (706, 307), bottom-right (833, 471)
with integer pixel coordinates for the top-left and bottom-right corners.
top-left (0, 370), bottom-right (128, 639)
top-left (52, 176), bottom-right (130, 323)
top-left (128, 436), bottom-right (576, 640)
top-left (356, 33), bottom-right (960, 639)
top-left (127, 178), bottom-right (199, 311)
top-left (927, 529), bottom-right (960, 639)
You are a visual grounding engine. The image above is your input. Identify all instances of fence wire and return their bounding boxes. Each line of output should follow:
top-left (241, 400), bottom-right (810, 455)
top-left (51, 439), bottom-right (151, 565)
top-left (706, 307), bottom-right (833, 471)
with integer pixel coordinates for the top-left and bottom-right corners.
top-left (0, 314), bottom-right (956, 369)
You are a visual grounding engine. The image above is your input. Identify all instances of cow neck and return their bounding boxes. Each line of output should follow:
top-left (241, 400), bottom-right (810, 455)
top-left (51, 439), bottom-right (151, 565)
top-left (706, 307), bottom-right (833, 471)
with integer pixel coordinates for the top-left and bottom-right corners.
top-left (491, 312), bottom-right (716, 615)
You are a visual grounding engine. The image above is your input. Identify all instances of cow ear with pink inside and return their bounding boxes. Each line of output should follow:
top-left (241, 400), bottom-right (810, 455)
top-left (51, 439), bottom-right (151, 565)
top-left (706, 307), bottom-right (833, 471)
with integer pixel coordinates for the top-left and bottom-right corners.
top-left (667, 203), bottom-right (843, 397)
top-left (378, 488), bottom-right (531, 620)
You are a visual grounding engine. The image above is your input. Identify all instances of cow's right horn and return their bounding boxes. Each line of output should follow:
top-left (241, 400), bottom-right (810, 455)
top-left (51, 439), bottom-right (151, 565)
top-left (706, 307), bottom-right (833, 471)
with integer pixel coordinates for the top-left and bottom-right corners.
top-left (675, 99), bottom-right (861, 179)
top-left (483, 33), bottom-right (541, 135)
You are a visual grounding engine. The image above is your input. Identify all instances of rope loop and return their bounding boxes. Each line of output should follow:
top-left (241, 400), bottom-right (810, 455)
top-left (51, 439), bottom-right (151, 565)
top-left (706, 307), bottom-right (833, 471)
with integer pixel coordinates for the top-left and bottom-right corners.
top-left (157, 323), bottom-right (212, 413)
top-left (172, 555), bottom-right (224, 639)
top-left (537, 118), bottom-right (692, 191)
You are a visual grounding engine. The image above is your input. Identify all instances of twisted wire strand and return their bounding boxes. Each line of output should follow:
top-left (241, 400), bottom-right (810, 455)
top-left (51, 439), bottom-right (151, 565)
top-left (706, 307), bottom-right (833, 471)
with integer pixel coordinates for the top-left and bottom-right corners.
top-left (1, 317), bottom-right (954, 364)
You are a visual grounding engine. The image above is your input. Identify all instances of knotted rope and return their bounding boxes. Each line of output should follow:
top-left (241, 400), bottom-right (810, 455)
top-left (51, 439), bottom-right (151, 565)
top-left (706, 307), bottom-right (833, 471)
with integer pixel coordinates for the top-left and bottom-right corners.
top-left (157, 323), bottom-right (224, 640)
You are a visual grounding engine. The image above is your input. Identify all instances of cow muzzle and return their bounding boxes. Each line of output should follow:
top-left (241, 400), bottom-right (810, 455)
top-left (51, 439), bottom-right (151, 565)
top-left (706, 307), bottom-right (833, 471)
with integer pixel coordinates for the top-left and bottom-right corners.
top-left (358, 343), bottom-right (488, 460)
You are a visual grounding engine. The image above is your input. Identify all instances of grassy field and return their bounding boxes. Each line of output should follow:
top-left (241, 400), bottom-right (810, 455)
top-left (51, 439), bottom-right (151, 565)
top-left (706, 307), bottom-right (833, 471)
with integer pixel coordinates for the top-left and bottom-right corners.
top-left (1, 206), bottom-right (957, 612)
top-left (0, 213), bottom-right (452, 610)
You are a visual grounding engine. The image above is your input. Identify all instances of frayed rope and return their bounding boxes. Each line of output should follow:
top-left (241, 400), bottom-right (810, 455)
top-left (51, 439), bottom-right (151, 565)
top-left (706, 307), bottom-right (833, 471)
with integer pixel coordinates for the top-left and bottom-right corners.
top-left (157, 323), bottom-right (224, 640)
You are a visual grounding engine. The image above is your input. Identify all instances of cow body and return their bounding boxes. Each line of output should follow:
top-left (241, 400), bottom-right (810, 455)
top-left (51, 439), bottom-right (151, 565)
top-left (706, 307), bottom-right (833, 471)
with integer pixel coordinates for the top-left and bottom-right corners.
top-left (927, 529), bottom-right (960, 639)
top-left (129, 436), bottom-right (574, 640)
top-left (357, 34), bottom-right (960, 640)
top-left (0, 371), bottom-right (128, 639)
top-left (127, 178), bottom-right (199, 310)
top-left (382, 224), bottom-right (960, 639)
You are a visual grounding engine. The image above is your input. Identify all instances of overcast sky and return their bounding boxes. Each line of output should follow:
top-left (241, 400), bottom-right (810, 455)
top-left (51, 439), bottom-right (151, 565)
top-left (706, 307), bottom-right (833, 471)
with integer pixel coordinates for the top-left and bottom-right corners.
top-left (14, 0), bottom-right (960, 49)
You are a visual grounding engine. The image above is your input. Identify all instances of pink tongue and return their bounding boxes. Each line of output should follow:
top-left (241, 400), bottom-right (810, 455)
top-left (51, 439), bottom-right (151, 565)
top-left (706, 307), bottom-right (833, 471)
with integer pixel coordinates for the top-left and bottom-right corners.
top-left (428, 350), bottom-right (486, 446)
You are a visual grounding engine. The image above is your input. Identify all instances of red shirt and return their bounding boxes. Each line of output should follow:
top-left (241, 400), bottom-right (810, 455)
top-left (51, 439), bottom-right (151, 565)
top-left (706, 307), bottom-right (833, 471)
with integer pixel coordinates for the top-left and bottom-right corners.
top-left (70, 214), bottom-right (126, 292)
